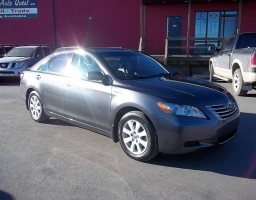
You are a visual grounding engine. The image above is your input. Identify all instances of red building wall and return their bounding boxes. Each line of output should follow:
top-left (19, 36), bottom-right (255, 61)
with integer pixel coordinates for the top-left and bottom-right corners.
top-left (0, 1), bottom-right (255, 54)
top-left (54, 0), bottom-right (140, 49)
top-left (240, 2), bottom-right (256, 33)
top-left (145, 4), bottom-right (188, 55)
top-left (0, 0), bottom-right (53, 45)
top-left (0, 0), bottom-right (140, 49)
top-left (144, 2), bottom-right (256, 55)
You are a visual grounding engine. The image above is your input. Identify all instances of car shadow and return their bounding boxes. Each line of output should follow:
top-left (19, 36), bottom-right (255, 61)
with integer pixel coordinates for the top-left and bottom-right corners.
top-left (44, 118), bottom-right (75, 127)
top-left (0, 190), bottom-right (14, 200)
top-left (149, 112), bottom-right (256, 180)
top-left (244, 93), bottom-right (256, 98)
top-left (0, 79), bottom-right (20, 86)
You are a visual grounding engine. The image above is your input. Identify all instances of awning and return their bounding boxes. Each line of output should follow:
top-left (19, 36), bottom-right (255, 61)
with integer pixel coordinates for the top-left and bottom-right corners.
top-left (143, 0), bottom-right (254, 5)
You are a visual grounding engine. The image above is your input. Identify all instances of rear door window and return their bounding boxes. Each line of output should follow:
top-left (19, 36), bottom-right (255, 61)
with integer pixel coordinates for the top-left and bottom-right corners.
top-left (48, 53), bottom-right (71, 74)
top-left (236, 33), bottom-right (256, 49)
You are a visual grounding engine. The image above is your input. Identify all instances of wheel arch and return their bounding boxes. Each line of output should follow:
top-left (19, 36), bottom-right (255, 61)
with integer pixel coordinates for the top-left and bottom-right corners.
top-left (232, 59), bottom-right (244, 77)
top-left (111, 106), bottom-right (156, 143)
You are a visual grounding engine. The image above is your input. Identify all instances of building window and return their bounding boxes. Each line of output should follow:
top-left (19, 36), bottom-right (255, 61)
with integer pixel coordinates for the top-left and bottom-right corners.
top-left (194, 11), bottom-right (237, 54)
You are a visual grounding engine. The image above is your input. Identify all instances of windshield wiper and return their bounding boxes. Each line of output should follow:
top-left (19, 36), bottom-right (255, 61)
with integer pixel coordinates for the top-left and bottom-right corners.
top-left (125, 75), bottom-right (148, 80)
top-left (146, 73), bottom-right (172, 78)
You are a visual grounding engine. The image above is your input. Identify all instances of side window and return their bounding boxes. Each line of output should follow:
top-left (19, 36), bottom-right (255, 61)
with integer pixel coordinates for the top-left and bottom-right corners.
top-left (71, 54), bottom-right (102, 79)
top-left (39, 62), bottom-right (49, 71)
top-left (48, 53), bottom-right (71, 74)
top-left (35, 48), bottom-right (44, 59)
top-left (42, 47), bottom-right (52, 56)
top-left (237, 34), bottom-right (256, 49)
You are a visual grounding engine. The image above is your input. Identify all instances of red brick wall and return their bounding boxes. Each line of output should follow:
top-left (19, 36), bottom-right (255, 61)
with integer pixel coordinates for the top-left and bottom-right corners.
top-left (0, 0), bottom-right (53, 45)
top-left (144, 2), bottom-right (256, 55)
top-left (54, 0), bottom-right (140, 49)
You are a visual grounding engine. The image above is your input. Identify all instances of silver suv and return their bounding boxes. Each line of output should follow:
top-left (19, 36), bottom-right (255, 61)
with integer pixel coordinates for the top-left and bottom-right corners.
top-left (0, 46), bottom-right (53, 82)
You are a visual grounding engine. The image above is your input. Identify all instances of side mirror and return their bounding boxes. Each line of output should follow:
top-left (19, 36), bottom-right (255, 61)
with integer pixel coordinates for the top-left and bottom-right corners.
top-left (86, 71), bottom-right (105, 81)
top-left (215, 47), bottom-right (221, 52)
top-left (87, 71), bottom-right (111, 85)
top-left (207, 45), bottom-right (217, 53)
top-left (4, 54), bottom-right (6, 57)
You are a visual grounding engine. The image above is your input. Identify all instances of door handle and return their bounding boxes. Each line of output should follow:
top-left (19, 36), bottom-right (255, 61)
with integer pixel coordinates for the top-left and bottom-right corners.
top-left (227, 53), bottom-right (231, 56)
top-left (36, 75), bottom-right (41, 80)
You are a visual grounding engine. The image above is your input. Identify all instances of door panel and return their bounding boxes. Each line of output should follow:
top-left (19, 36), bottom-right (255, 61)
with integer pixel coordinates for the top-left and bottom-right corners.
top-left (65, 79), bottom-right (111, 131)
top-left (39, 73), bottom-right (66, 115)
top-left (36, 52), bottom-right (72, 115)
top-left (64, 53), bottom-right (111, 131)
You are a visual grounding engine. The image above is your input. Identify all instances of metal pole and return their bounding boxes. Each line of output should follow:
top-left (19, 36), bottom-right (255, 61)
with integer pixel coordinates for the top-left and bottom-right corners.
top-left (237, 0), bottom-right (242, 33)
top-left (52, 0), bottom-right (57, 48)
top-left (140, 0), bottom-right (145, 52)
top-left (186, 0), bottom-right (191, 57)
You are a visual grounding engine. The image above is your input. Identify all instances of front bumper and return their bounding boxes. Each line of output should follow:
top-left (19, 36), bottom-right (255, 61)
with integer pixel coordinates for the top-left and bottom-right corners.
top-left (0, 68), bottom-right (22, 78)
top-left (149, 111), bottom-right (240, 154)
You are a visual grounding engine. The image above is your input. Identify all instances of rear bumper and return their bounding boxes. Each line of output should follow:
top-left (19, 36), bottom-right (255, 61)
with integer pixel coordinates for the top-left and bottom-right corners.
top-left (149, 112), bottom-right (240, 154)
top-left (243, 72), bottom-right (256, 83)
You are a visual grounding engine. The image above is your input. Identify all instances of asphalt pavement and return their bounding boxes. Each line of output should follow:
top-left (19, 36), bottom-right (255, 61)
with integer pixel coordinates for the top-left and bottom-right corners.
top-left (0, 80), bottom-right (255, 200)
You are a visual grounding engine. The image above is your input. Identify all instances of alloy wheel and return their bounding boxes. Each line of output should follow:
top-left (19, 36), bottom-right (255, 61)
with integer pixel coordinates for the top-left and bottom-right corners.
top-left (122, 120), bottom-right (148, 155)
top-left (233, 72), bottom-right (240, 92)
top-left (30, 95), bottom-right (42, 120)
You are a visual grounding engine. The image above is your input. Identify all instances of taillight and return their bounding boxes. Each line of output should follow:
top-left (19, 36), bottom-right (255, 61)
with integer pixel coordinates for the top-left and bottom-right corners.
top-left (250, 53), bottom-right (256, 67)
top-left (20, 73), bottom-right (24, 80)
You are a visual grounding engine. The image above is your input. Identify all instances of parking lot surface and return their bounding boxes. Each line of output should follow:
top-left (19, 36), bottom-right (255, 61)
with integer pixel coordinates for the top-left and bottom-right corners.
top-left (0, 80), bottom-right (256, 200)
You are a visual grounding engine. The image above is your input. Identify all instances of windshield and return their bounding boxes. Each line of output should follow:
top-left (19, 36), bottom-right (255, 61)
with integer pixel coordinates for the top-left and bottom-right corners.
top-left (6, 48), bottom-right (34, 57)
top-left (95, 51), bottom-right (176, 79)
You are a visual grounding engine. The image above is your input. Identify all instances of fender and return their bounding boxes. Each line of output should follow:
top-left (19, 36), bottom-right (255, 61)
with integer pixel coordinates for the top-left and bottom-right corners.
top-left (231, 59), bottom-right (244, 76)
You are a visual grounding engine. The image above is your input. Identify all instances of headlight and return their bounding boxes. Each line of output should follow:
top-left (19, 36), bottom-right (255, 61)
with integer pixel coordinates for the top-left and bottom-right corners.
top-left (15, 62), bottom-right (25, 68)
top-left (157, 102), bottom-right (206, 119)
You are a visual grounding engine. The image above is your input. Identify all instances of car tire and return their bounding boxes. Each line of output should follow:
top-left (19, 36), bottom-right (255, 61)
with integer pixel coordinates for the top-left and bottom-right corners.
top-left (28, 91), bottom-right (49, 123)
top-left (232, 68), bottom-right (248, 96)
top-left (118, 111), bottom-right (158, 162)
top-left (209, 63), bottom-right (216, 82)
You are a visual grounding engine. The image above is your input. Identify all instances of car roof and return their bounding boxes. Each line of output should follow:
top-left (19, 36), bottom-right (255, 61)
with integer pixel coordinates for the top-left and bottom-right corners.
top-left (13, 46), bottom-right (52, 49)
top-left (88, 47), bottom-right (137, 53)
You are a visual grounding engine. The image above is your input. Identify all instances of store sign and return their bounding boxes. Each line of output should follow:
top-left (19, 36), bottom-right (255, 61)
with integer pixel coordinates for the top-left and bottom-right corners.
top-left (210, 13), bottom-right (218, 18)
top-left (196, 12), bottom-right (207, 20)
top-left (0, 0), bottom-right (37, 19)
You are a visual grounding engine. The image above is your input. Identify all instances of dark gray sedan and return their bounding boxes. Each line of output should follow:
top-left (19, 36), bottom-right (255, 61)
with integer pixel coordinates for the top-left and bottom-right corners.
top-left (20, 48), bottom-right (240, 162)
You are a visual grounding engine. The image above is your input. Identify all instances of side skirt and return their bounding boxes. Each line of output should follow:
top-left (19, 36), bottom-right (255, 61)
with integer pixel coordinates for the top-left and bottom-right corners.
top-left (45, 110), bottom-right (112, 139)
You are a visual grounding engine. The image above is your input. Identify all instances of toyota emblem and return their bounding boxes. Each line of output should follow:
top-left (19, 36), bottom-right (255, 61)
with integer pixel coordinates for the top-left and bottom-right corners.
top-left (227, 100), bottom-right (233, 108)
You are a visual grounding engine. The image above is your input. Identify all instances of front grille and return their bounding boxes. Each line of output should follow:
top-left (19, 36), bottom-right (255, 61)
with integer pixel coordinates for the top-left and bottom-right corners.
top-left (0, 63), bottom-right (9, 68)
top-left (206, 101), bottom-right (238, 120)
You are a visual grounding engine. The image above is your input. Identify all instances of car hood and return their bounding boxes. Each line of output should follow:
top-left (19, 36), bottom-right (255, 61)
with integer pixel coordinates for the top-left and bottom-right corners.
top-left (125, 75), bottom-right (230, 104)
top-left (0, 57), bottom-right (30, 63)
